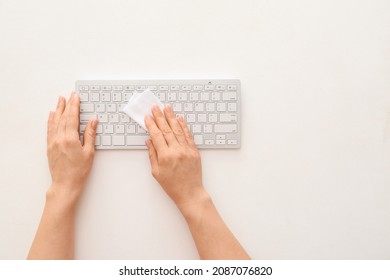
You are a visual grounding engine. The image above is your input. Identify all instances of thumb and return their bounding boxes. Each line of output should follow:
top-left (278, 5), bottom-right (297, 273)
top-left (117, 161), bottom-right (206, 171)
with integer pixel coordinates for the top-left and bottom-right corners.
top-left (83, 119), bottom-right (98, 151)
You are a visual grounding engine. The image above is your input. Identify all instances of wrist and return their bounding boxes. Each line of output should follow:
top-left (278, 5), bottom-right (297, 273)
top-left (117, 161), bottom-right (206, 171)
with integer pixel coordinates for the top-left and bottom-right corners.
top-left (176, 187), bottom-right (213, 222)
top-left (46, 183), bottom-right (83, 210)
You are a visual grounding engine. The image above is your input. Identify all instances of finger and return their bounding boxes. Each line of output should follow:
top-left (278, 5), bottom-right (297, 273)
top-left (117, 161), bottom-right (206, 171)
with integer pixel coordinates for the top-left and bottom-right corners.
top-left (66, 92), bottom-right (80, 135)
top-left (58, 92), bottom-right (75, 137)
top-left (52, 96), bottom-right (66, 135)
top-left (163, 105), bottom-right (187, 146)
top-left (145, 139), bottom-right (158, 176)
top-left (145, 114), bottom-right (168, 154)
top-left (47, 111), bottom-right (54, 145)
top-left (83, 119), bottom-right (98, 152)
top-left (177, 115), bottom-right (197, 148)
top-left (151, 105), bottom-right (177, 146)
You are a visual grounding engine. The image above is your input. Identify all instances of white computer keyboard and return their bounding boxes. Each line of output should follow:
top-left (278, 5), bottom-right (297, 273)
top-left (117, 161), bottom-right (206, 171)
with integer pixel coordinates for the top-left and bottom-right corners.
top-left (76, 80), bottom-right (241, 149)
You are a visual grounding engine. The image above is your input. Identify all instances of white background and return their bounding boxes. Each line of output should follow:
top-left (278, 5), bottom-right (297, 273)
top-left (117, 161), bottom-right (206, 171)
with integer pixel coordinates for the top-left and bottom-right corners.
top-left (0, 0), bottom-right (389, 259)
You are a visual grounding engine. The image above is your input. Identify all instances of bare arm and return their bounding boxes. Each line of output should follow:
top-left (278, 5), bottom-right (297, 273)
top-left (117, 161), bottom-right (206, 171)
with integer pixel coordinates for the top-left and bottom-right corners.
top-left (145, 105), bottom-right (250, 260)
top-left (27, 93), bottom-right (97, 259)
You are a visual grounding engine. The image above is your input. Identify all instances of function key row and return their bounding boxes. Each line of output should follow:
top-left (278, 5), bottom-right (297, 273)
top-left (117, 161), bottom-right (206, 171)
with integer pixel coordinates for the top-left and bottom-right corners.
top-left (79, 84), bottom-right (237, 92)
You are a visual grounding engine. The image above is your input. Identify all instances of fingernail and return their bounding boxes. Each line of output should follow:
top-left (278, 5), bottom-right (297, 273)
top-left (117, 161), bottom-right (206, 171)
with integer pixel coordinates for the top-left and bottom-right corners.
top-left (165, 104), bottom-right (172, 112)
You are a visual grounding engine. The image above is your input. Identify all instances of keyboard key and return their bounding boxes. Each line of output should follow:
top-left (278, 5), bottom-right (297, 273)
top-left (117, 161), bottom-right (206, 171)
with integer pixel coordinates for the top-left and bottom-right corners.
top-left (80, 92), bottom-right (89, 101)
top-left (123, 92), bottom-right (132, 101)
top-left (79, 85), bottom-right (89, 91)
top-left (222, 91), bottom-right (237, 101)
top-left (182, 85), bottom-right (191, 90)
top-left (217, 103), bottom-right (226, 112)
top-left (159, 85), bottom-right (169, 91)
top-left (206, 103), bottom-right (215, 112)
top-left (228, 139), bottom-right (238, 145)
top-left (136, 85), bottom-right (147, 91)
top-left (80, 114), bottom-right (97, 122)
top-left (119, 114), bottom-right (130, 122)
top-left (194, 135), bottom-right (203, 145)
top-left (216, 85), bottom-right (226, 90)
top-left (184, 103), bottom-right (193, 112)
top-left (192, 124), bottom-right (201, 133)
top-left (91, 85), bottom-right (100, 91)
top-left (203, 124), bottom-right (212, 133)
top-left (126, 135), bottom-right (150, 146)
top-left (95, 135), bottom-right (101, 146)
top-left (113, 92), bottom-right (122, 102)
top-left (148, 85), bottom-right (158, 91)
top-left (137, 125), bottom-right (147, 134)
top-left (96, 125), bottom-right (103, 134)
top-left (178, 92), bottom-right (188, 101)
top-left (186, 114), bottom-right (196, 123)
top-left (107, 104), bottom-right (117, 112)
top-left (104, 124), bottom-right (114, 133)
top-left (190, 92), bottom-right (199, 101)
top-left (168, 92), bottom-right (177, 101)
top-left (102, 135), bottom-right (111, 146)
top-left (219, 113), bottom-right (237, 122)
top-left (205, 139), bottom-right (215, 145)
top-left (80, 103), bottom-right (94, 113)
top-left (227, 85), bottom-right (237, 91)
top-left (126, 124), bottom-right (136, 134)
top-left (115, 124), bottom-right (125, 134)
top-left (112, 135), bottom-right (125, 146)
top-left (155, 92), bottom-right (165, 101)
top-left (101, 92), bottom-right (110, 101)
top-left (200, 92), bottom-right (210, 101)
top-left (194, 85), bottom-right (203, 91)
top-left (205, 84), bottom-right (214, 90)
top-left (98, 114), bottom-right (108, 123)
top-left (211, 92), bottom-right (221, 101)
top-left (124, 85), bottom-right (134, 91)
top-left (96, 104), bottom-right (105, 112)
top-left (118, 104), bottom-right (126, 112)
top-left (228, 103), bottom-right (237, 112)
top-left (80, 124), bottom-right (87, 133)
top-left (172, 103), bottom-right (182, 112)
top-left (102, 85), bottom-right (111, 91)
top-left (208, 114), bottom-right (218, 122)
top-left (214, 124), bottom-right (237, 133)
top-left (216, 139), bottom-right (226, 145)
top-left (194, 103), bottom-right (204, 112)
top-left (109, 114), bottom-right (119, 123)
top-left (197, 114), bottom-right (207, 123)
top-left (216, 135), bottom-right (226, 140)
top-left (171, 85), bottom-right (180, 90)
top-left (91, 92), bottom-right (100, 102)
top-left (113, 85), bottom-right (123, 91)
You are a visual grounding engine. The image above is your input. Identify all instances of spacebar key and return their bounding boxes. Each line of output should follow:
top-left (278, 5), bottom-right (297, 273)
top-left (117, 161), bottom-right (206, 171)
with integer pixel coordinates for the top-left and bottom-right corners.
top-left (126, 135), bottom-right (150, 146)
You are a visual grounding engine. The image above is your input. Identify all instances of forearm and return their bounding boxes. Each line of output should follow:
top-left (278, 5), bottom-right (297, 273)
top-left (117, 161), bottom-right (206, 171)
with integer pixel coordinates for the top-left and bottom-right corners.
top-left (27, 185), bottom-right (79, 259)
top-left (179, 189), bottom-right (250, 260)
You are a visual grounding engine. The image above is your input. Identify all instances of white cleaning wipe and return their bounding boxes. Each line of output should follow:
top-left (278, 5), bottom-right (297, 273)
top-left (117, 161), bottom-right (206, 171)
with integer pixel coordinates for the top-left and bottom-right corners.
top-left (122, 89), bottom-right (164, 131)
